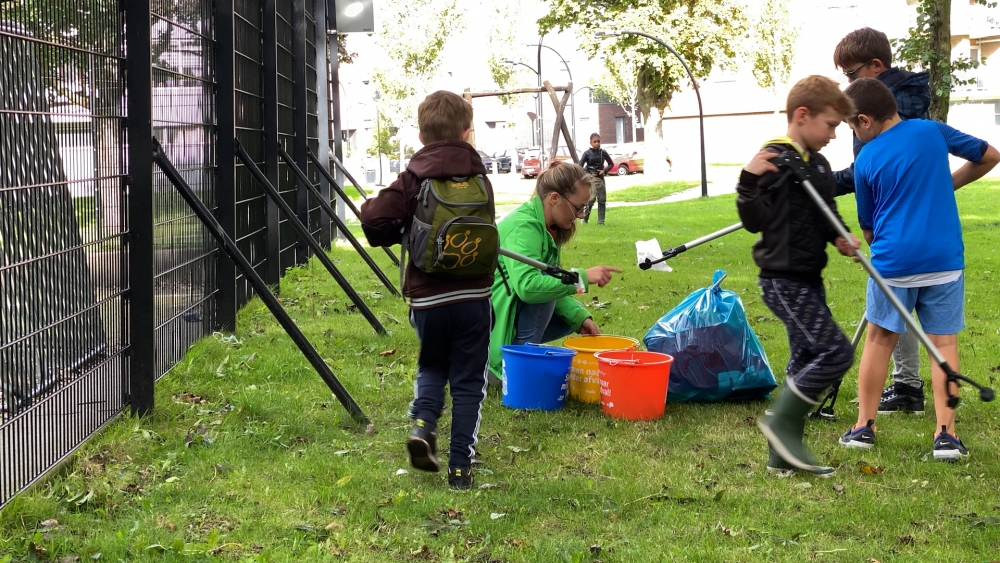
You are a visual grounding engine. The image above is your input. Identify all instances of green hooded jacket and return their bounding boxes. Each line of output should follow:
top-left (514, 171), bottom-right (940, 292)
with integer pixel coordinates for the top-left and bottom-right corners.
top-left (489, 196), bottom-right (592, 379)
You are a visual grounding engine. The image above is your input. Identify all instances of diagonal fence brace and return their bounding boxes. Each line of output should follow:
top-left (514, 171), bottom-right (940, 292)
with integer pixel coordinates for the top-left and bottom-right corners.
top-left (236, 140), bottom-right (399, 298)
top-left (307, 148), bottom-right (400, 267)
top-left (152, 138), bottom-right (370, 424)
top-left (220, 142), bottom-right (385, 334)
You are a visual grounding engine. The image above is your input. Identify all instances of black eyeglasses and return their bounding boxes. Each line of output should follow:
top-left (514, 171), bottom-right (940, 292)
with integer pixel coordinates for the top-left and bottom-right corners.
top-left (561, 194), bottom-right (586, 217)
top-left (844, 59), bottom-right (873, 81)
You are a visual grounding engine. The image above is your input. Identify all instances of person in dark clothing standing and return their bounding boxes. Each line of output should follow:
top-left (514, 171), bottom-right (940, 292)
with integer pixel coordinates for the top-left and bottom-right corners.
top-left (579, 133), bottom-right (615, 225)
top-left (832, 27), bottom-right (931, 415)
top-left (736, 75), bottom-right (859, 476)
top-left (360, 91), bottom-right (493, 490)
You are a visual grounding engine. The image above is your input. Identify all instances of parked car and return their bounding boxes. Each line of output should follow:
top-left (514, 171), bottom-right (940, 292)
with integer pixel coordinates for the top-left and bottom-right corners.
top-left (477, 150), bottom-right (494, 174)
top-left (607, 143), bottom-right (672, 175)
top-left (515, 148), bottom-right (527, 172)
top-left (521, 149), bottom-right (542, 179)
top-left (493, 149), bottom-right (516, 173)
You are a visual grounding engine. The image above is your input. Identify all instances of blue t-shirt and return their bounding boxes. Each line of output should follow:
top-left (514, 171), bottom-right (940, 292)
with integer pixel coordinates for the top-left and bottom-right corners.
top-left (855, 119), bottom-right (987, 278)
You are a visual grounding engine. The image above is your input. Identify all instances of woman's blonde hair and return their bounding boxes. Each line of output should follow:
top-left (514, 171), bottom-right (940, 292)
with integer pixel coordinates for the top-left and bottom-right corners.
top-left (534, 161), bottom-right (594, 246)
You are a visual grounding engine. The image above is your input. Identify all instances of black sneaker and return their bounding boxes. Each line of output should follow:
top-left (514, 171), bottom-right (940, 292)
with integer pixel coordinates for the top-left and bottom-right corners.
top-left (448, 467), bottom-right (473, 489)
top-left (932, 426), bottom-right (969, 461)
top-left (406, 420), bottom-right (439, 473)
top-left (839, 419), bottom-right (876, 449)
top-left (878, 383), bottom-right (925, 415)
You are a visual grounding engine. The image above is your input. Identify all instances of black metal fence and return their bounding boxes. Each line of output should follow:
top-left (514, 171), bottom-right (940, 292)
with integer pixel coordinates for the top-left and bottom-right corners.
top-left (1, 0), bottom-right (342, 509)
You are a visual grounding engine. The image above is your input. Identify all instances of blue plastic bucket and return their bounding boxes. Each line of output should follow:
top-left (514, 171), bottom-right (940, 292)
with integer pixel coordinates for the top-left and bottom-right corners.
top-left (500, 344), bottom-right (577, 411)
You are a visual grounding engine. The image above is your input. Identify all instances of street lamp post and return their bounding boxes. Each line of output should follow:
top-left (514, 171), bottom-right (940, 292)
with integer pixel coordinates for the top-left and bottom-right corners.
top-left (504, 59), bottom-right (542, 160)
top-left (596, 30), bottom-right (708, 198)
top-left (373, 90), bottom-right (383, 186)
top-left (527, 43), bottom-right (574, 147)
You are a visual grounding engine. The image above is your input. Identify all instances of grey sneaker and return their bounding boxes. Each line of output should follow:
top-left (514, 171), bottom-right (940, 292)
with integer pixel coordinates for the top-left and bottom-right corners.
top-left (839, 419), bottom-right (876, 449)
top-left (932, 426), bottom-right (969, 462)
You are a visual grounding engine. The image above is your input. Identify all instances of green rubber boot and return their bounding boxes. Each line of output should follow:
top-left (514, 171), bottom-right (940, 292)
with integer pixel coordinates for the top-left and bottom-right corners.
top-left (759, 382), bottom-right (835, 476)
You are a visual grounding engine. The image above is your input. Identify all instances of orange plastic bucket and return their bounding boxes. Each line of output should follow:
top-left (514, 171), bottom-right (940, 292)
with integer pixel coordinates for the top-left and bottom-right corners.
top-left (562, 335), bottom-right (639, 403)
top-left (595, 351), bottom-right (673, 420)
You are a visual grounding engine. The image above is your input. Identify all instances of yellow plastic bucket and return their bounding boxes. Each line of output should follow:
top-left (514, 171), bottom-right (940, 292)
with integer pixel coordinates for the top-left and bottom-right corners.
top-left (562, 335), bottom-right (640, 403)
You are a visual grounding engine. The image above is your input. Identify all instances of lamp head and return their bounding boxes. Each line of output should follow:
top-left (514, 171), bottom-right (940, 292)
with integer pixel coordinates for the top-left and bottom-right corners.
top-left (595, 31), bottom-right (621, 38)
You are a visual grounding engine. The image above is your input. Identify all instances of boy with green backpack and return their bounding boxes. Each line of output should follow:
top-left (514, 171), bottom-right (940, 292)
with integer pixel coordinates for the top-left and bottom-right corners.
top-left (360, 90), bottom-right (497, 489)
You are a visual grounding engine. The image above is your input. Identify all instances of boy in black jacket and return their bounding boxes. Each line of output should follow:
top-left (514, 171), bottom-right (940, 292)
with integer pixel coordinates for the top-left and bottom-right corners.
top-left (736, 75), bottom-right (860, 475)
top-left (578, 133), bottom-right (615, 224)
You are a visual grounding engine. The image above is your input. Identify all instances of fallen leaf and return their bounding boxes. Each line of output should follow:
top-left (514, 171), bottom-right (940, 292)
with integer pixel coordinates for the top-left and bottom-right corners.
top-left (638, 306), bottom-right (649, 311)
top-left (511, 539), bottom-right (525, 547)
top-left (39, 519), bottom-right (60, 530)
top-left (325, 521), bottom-right (344, 530)
top-left (335, 475), bottom-right (353, 487)
top-left (713, 490), bottom-right (725, 501)
top-left (489, 513), bottom-right (506, 520)
top-left (793, 482), bottom-right (812, 489)
top-left (859, 463), bottom-right (884, 476)
top-left (867, 559), bottom-right (882, 563)
top-left (833, 483), bottom-right (846, 493)
top-left (379, 349), bottom-right (397, 356)
top-left (396, 469), bottom-right (408, 475)
top-left (57, 557), bottom-right (80, 563)
top-left (365, 424), bottom-right (376, 436)
top-left (590, 544), bottom-right (602, 553)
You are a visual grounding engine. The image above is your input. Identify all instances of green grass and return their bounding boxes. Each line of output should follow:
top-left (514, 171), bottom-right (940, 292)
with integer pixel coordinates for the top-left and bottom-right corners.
top-left (4, 182), bottom-right (1000, 561)
top-left (606, 181), bottom-right (700, 203)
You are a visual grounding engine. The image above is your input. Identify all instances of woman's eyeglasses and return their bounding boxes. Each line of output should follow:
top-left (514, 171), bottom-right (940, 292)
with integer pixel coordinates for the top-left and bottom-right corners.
top-left (561, 194), bottom-right (586, 217)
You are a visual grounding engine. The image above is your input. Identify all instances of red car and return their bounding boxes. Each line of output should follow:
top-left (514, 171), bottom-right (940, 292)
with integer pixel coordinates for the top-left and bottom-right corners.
top-left (521, 149), bottom-right (542, 179)
top-left (609, 145), bottom-right (673, 175)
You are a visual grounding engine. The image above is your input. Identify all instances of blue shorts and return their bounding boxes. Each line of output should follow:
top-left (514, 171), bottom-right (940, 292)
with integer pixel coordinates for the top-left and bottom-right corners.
top-left (865, 274), bottom-right (965, 335)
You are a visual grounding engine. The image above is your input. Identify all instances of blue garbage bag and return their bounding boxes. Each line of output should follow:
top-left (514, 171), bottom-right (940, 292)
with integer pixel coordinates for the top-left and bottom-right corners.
top-left (643, 270), bottom-right (776, 402)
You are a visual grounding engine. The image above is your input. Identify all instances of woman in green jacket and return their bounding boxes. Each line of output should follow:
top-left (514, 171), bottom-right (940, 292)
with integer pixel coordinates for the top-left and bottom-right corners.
top-left (489, 162), bottom-right (622, 381)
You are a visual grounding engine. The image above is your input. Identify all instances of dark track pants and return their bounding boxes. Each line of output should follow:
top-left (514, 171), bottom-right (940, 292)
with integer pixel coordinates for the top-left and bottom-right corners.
top-left (409, 300), bottom-right (491, 469)
top-left (759, 277), bottom-right (855, 401)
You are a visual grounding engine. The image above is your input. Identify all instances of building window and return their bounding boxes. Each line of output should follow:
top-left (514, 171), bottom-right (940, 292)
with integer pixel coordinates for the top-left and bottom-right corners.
top-left (615, 117), bottom-right (625, 144)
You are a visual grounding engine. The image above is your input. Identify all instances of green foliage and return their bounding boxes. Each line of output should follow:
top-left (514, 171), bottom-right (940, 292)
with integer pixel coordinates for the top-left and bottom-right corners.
top-left (892, 0), bottom-right (996, 122)
top-left (366, 111), bottom-right (396, 158)
top-left (539, 0), bottom-right (796, 124)
top-left (371, 0), bottom-right (460, 128)
top-left (4, 183), bottom-right (1000, 560)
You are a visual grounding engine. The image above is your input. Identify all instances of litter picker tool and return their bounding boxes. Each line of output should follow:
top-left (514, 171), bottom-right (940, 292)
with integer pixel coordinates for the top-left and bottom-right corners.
top-left (499, 247), bottom-right (585, 293)
top-left (777, 151), bottom-right (994, 408)
top-left (639, 222), bottom-right (744, 270)
top-left (810, 316), bottom-right (868, 420)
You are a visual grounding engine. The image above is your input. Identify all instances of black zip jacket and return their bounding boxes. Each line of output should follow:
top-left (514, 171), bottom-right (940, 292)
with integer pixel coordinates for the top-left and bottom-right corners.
top-left (735, 142), bottom-right (849, 286)
top-left (579, 147), bottom-right (614, 175)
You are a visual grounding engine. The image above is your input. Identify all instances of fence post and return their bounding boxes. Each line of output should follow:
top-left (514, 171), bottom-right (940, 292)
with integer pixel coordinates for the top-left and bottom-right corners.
top-left (291, 0), bottom-right (310, 266)
top-left (215, 0), bottom-right (238, 331)
top-left (125, 0), bottom-right (155, 416)
top-left (263, 0), bottom-right (282, 286)
top-left (326, 8), bottom-right (347, 235)
top-left (314, 0), bottom-right (332, 248)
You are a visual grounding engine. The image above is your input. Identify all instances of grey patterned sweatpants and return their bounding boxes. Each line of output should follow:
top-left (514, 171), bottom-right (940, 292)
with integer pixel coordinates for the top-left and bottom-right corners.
top-left (759, 277), bottom-right (855, 401)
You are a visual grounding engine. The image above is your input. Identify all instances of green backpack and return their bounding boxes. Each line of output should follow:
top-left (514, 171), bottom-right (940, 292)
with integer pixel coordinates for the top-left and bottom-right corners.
top-left (404, 175), bottom-right (498, 281)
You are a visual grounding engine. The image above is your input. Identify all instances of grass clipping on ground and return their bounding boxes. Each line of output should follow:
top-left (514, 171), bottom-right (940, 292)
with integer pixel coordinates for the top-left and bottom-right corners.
top-left (4, 182), bottom-right (1000, 562)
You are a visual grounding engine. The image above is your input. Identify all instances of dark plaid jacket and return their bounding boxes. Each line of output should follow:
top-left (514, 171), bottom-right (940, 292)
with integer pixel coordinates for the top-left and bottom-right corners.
top-left (833, 68), bottom-right (931, 201)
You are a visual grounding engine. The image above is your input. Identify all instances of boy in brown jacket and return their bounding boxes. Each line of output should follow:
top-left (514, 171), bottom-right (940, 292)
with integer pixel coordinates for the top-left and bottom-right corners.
top-left (359, 91), bottom-right (493, 489)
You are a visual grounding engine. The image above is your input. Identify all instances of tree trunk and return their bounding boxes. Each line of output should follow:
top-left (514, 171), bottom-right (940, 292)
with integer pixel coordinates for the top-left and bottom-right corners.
top-left (928, 0), bottom-right (952, 122)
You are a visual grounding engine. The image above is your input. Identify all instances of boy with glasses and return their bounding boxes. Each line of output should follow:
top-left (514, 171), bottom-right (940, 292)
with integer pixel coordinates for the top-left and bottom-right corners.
top-left (832, 27), bottom-right (931, 415)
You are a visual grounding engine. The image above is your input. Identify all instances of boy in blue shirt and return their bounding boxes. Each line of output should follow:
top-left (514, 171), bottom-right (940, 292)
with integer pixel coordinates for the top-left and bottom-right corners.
top-left (832, 27), bottom-right (931, 414)
top-left (839, 78), bottom-right (999, 460)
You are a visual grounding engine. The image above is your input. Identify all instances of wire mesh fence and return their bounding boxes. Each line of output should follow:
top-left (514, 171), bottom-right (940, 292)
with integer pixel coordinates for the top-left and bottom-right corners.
top-left (1, 0), bottom-right (335, 509)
